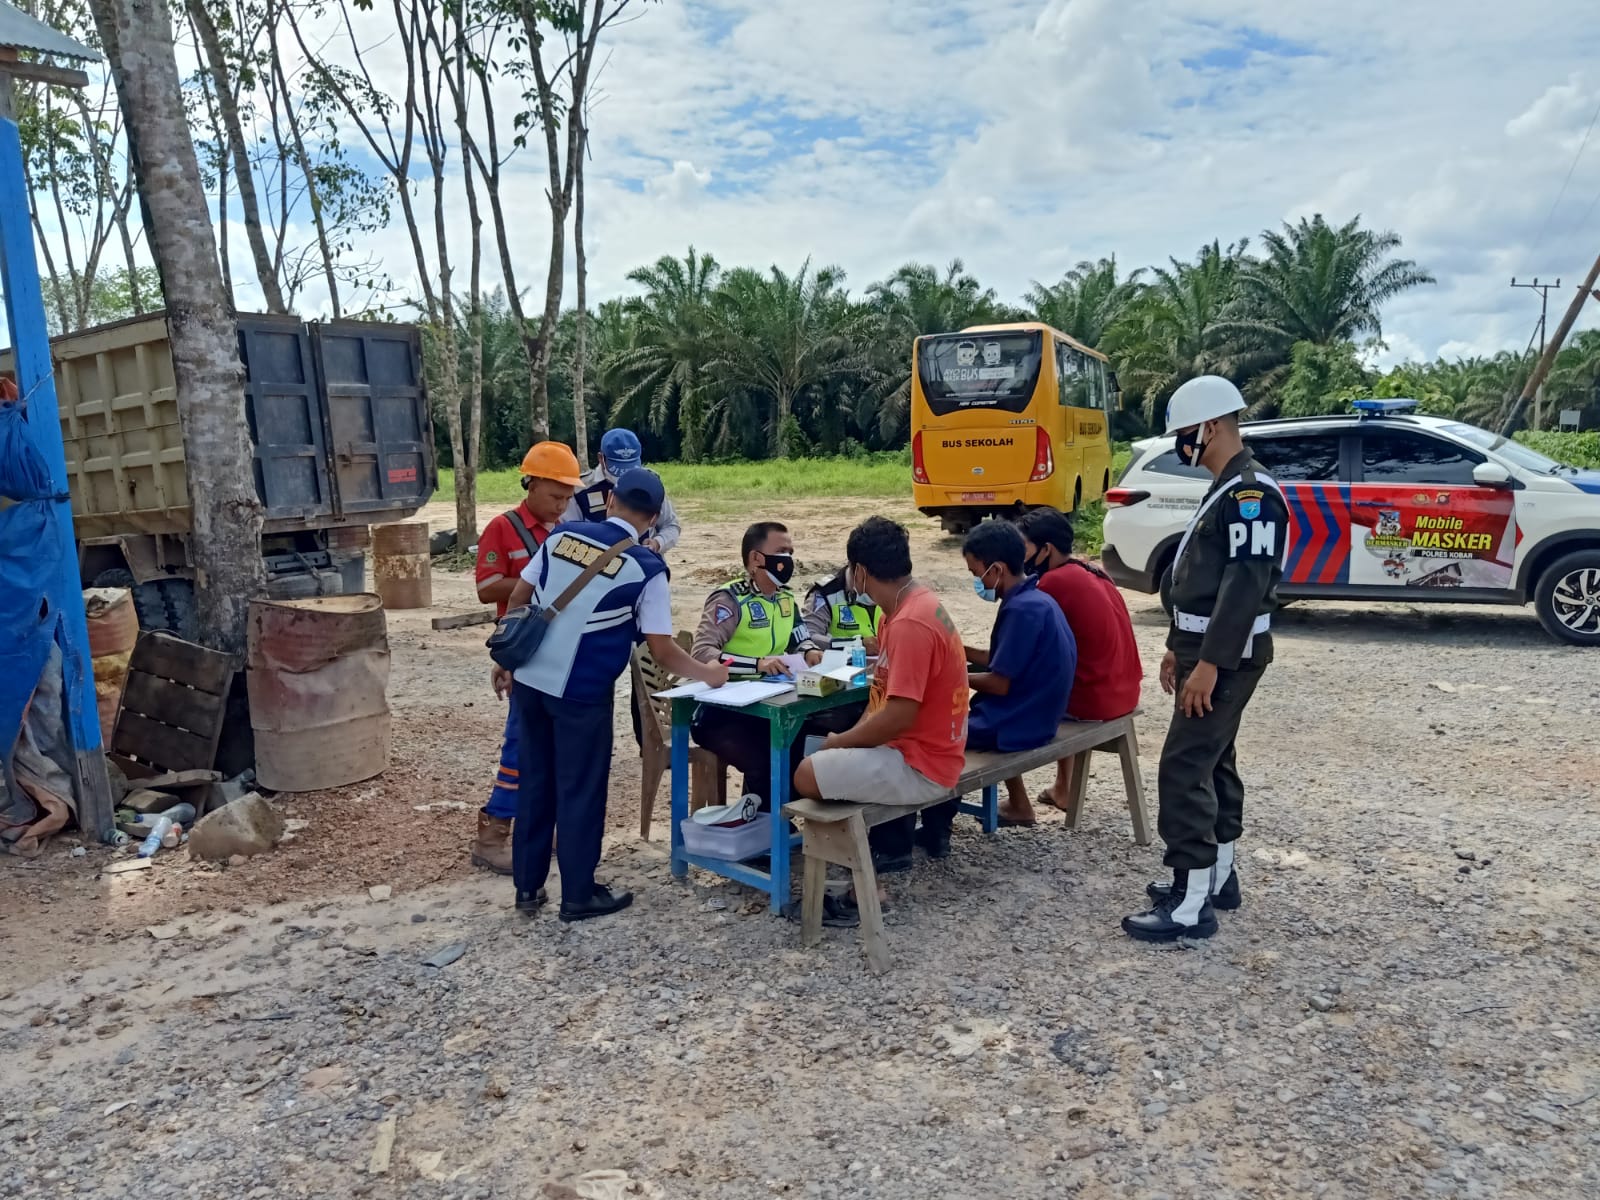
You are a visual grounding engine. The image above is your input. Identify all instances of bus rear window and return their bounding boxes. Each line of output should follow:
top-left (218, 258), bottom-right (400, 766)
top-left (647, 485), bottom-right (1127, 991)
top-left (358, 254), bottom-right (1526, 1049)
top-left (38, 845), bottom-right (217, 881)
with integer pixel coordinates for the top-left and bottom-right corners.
top-left (917, 331), bottom-right (1042, 416)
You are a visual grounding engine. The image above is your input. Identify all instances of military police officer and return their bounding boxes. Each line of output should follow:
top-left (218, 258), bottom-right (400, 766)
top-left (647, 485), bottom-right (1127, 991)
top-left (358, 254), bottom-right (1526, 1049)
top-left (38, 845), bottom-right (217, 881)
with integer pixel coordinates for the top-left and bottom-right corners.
top-left (804, 568), bottom-right (882, 653)
top-left (1123, 376), bottom-right (1289, 943)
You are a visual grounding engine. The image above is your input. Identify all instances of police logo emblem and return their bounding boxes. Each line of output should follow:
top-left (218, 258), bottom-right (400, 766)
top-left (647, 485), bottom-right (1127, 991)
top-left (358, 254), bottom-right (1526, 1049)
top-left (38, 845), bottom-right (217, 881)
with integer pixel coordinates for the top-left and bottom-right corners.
top-left (713, 605), bottom-right (733, 624)
top-left (1238, 499), bottom-right (1260, 520)
top-left (747, 600), bottom-right (770, 629)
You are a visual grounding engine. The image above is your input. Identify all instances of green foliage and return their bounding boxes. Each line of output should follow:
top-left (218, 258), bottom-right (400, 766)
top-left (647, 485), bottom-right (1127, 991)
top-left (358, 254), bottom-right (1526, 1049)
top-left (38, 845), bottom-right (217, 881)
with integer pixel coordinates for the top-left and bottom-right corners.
top-left (1277, 341), bottom-right (1374, 417)
top-left (1515, 431), bottom-right (1600, 469)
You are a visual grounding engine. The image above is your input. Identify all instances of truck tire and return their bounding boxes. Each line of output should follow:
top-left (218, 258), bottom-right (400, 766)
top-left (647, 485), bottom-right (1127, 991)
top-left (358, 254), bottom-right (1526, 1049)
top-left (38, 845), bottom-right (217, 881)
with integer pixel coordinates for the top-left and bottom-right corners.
top-left (1534, 550), bottom-right (1600, 646)
top-left (91, 569), bottom-right (199, 641)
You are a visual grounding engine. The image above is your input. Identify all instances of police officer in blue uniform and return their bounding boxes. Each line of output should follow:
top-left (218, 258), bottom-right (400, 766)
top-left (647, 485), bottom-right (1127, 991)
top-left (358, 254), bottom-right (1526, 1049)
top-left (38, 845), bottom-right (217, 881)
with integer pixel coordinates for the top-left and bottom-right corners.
top-left (492, 469), bottom-right (727, 921)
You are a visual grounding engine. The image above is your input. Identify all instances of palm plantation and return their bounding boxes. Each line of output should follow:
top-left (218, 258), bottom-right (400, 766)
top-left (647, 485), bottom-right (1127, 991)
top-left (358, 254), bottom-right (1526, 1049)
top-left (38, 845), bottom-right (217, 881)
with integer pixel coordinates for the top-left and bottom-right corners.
top-left (429, 212), bottom-right (1597, 469)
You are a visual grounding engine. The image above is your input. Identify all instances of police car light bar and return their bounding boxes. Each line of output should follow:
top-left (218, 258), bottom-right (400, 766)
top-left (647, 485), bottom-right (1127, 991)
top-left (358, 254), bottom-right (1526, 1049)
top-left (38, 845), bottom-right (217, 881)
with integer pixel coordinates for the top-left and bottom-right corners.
top-left (1352, 398), bottom-right (1420, 417)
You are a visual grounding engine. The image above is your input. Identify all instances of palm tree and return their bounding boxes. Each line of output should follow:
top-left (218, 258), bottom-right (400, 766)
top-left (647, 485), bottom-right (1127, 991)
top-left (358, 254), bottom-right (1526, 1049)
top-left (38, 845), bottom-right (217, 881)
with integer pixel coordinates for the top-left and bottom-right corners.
top-left (602, 247), bottom-right (721, 460)
top-left (706, 260), bottom-right (871, 457)
top-left (1220, 214), bottom-right (1434, 399)
top-left (865, 259), bottom-right (1009, 440)
top-left (1026, 256), bottom-right (1145, 347)
top-left (1100, 241), bottom-right (1249, 426)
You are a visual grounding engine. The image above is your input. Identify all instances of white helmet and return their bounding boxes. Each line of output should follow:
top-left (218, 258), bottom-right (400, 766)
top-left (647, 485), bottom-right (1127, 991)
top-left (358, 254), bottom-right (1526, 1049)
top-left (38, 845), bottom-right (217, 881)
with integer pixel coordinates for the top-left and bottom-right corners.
top-left (1165, 375), bottom-right (1245, 434)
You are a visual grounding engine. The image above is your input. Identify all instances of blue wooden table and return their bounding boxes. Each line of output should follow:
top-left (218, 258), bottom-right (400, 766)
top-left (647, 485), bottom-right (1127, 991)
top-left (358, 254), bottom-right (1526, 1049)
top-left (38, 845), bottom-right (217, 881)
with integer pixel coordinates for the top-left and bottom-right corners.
top-left (668, 686), bottom-right (1001, 912)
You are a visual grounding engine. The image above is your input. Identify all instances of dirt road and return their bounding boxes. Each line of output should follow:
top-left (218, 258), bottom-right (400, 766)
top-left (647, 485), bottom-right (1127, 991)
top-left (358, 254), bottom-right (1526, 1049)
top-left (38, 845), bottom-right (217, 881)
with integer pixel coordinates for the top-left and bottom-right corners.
top-left (3, 495), bottom-right (1598, 1199)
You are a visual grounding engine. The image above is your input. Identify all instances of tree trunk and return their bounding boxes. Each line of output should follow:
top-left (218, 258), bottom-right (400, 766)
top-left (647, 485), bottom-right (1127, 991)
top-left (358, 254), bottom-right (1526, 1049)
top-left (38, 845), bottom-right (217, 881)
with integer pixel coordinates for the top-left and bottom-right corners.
top-left (90, 0), bottom-right (267, 656)
top-left (571, 118), bottom-right (589, 465)
top-left (268, 17), bottom-right (341, 316)
top-left (772, 387), bottom-right (790, 458)
top-left (186, 0), bottom-right (286, 313)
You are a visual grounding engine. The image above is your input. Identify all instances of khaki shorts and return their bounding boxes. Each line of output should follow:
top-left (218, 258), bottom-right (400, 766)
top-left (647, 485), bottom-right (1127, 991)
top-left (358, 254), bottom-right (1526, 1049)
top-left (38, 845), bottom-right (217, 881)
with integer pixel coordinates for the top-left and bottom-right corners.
top-left (809, 746), bottom-right (952, 807)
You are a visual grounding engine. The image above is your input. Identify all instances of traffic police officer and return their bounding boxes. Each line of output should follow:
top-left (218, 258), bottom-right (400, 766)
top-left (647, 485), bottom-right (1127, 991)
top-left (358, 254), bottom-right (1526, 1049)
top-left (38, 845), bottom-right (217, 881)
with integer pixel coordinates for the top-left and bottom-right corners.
top-left (804, 568), bottom-right (882, 653)
top-left (1123, 376), bottom-right (1288, 943)
top-left (492, 469), bottom-right (727, 921)
top-left (690, 521), bottom-right (823, 806)
top-left (564, 428), bottom-right (683, 554)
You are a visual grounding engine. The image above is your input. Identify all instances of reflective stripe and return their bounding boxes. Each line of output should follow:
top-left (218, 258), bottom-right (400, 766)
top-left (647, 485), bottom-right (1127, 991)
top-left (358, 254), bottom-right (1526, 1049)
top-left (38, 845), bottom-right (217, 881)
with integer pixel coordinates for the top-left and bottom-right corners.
top-left (1173, 611), bottom-right (1271, 636)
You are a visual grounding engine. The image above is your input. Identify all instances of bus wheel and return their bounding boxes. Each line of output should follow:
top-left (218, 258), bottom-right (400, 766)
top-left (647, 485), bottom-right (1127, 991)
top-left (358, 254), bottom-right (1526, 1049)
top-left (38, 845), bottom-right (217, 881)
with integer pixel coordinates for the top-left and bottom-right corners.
top-left (939, 513), bottom-right (973, 537)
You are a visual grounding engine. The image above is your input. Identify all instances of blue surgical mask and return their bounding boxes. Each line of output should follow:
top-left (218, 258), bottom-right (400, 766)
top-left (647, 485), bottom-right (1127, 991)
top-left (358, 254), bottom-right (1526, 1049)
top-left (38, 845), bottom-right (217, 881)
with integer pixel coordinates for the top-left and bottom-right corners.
top-left (972, 567), bottom-right (998, 603)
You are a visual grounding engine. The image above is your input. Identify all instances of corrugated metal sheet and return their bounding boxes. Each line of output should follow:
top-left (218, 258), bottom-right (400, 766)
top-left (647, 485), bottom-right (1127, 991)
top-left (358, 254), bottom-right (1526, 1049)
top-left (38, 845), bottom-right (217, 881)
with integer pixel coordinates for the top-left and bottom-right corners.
top-left (0, 1), bottom-right (97, 62)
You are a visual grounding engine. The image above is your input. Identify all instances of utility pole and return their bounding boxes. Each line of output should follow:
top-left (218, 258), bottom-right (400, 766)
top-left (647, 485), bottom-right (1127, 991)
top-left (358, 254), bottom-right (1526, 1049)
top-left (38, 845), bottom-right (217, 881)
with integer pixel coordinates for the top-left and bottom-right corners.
top-left (1511, 277), bottom-right (1560, 429)
top-left (1501, 255), bottom-right (1600, 436)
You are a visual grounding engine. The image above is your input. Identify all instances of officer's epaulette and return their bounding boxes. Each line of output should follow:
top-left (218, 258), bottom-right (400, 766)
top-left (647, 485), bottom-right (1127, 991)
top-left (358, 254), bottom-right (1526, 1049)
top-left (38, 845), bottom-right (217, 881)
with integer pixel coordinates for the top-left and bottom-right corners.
top-left (725, 578), bottom-right (756, 598)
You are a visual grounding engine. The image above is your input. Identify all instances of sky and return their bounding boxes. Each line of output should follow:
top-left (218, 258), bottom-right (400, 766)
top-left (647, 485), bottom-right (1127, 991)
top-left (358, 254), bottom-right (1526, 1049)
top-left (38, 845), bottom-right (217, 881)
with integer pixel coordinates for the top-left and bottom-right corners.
top-left (20, 0), bottom-right (1600, 369)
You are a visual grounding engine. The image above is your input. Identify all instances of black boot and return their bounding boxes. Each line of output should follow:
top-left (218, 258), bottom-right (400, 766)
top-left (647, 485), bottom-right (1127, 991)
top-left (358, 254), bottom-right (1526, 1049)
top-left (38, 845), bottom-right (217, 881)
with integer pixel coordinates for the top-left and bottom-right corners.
top-left (1122, 868), bottom-right (1218, 942)
top-left (515, 887), bottom-right (549, 914)
top-left (1146, 869), bottom-right (1240, 910)
top-left (559, 883), bottom-right (635, 923)
top-left (1146, 841), bottom-right (1240, 910)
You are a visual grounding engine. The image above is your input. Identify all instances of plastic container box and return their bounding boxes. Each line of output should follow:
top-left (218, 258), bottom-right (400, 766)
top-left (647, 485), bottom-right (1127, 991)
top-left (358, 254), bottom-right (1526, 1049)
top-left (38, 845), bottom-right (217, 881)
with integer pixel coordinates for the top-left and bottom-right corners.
top-left (679, 817), bottom-right (770, 862)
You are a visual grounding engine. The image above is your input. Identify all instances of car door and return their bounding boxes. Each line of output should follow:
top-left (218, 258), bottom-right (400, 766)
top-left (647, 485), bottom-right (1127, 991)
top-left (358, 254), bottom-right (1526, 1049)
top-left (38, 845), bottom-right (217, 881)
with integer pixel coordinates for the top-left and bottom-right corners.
top-left (1243, 430), bottom-right (1352, 590)
top-left (1347, 426), bottom-right (1516, 592)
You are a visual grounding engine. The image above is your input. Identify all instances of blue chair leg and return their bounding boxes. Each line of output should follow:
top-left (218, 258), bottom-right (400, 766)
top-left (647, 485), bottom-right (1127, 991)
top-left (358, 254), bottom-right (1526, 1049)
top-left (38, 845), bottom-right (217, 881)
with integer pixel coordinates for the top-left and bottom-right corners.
top-left (982, 784), bottom-right (999, 834)
top-left (767, 743), bottom-right (790, 913)
top-left (670, 718), bottom-right (689, 880)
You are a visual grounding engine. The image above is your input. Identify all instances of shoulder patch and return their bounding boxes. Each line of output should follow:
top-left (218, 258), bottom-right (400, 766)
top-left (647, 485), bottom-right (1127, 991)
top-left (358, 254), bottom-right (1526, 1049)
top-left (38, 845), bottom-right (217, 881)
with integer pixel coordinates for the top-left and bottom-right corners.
top-left (1238, 499), bottom-right (1261, 520)
top-left (713, 604), bottom-right (733, 624)
top-left (484, 550), bottom-right (498, 563)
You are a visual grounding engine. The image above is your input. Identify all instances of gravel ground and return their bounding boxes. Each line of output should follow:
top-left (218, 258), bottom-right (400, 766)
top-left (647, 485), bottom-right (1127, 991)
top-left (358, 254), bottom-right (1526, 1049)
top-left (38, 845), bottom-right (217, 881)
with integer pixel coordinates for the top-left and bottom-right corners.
top-left (3, 499), bottom-right (1598, 1199)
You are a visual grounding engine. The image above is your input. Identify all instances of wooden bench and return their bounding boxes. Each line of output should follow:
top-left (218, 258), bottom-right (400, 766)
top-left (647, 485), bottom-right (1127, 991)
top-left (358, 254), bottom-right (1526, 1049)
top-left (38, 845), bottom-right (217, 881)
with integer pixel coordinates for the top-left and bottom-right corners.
top-left (783, 713), bottom-right (1147, 973)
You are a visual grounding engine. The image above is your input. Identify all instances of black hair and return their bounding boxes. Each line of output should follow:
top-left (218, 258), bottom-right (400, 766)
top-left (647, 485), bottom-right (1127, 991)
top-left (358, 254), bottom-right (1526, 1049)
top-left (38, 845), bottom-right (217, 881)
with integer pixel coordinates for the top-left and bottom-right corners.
top-left (741, 521), bottom-right (789, 565)
top-left (846, 516), bottom-right (912, 582)
top-left (1016, 508), bottom-right (1074, 557)
top-left (962, 519), bottom-right (1026, 575)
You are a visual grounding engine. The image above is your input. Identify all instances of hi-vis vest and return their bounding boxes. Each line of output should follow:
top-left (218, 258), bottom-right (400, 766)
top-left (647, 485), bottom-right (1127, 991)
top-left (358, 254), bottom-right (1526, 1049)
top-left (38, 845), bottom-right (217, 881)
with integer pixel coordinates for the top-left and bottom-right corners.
top-left (720, 577), bottom-right (797, 662)
top-left (513, 519), bottom-right (667, 704)
top-left (815, 579), bottom-right (880, 645)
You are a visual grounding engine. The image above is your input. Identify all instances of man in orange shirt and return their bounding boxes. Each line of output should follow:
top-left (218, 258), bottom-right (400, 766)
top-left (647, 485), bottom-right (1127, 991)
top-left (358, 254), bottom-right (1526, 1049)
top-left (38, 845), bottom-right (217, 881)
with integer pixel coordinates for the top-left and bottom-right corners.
top-left (470, 442), bottom-right (583, 873)
top-left (793, 517), bottom-right (969, 918)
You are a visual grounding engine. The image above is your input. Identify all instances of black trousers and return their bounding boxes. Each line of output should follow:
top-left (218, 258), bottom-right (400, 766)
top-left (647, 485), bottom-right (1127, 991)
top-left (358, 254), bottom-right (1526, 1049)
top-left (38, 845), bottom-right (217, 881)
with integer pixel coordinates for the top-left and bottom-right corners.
top-left (1157, 655), bottom-right (1268, 872)
top-left (512, 682), bottom-right (613, 903)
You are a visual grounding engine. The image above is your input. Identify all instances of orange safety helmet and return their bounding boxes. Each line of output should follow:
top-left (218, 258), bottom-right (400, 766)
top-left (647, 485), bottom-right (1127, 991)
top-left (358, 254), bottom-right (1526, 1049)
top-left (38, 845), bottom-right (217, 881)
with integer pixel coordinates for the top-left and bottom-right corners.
top-left (519, 441), bottom-right (583, 487)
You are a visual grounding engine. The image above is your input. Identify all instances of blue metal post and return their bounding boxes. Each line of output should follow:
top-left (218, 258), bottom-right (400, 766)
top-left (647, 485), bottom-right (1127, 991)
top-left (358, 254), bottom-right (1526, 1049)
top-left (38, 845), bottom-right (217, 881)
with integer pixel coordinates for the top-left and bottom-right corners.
top-left (766, 741), bottom-right (790, 913)
top-left (0, 114), bottom-right (113, 841)
top-left (669, 701), bottom-right (689, 879)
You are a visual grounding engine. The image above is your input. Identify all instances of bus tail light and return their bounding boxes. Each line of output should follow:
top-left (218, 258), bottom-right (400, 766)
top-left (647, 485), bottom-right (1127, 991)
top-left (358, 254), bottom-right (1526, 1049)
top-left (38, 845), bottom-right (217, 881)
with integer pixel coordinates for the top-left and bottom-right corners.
top-left (1104, 488), bottom-right (1150, 507)
top-left (912, 432), bottom-right (929, 485)
top-left (1029, 427), bottom-right (1054, 482)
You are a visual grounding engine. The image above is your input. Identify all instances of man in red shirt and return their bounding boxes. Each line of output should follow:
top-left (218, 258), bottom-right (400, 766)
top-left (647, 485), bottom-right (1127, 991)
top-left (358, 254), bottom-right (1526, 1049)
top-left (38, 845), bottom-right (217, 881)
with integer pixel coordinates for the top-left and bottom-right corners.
top-left (999, 507), bottom-right (1144, 825)
top-left (470, 442), bottom-right (583, 873)
top-left (793, 517), bottom-right (969, 922)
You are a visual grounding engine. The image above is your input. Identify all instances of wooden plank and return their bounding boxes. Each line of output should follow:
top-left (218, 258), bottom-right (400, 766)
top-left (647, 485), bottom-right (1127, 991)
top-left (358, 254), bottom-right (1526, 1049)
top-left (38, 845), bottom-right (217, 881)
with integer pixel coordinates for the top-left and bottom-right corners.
top-left (429, 610), bottom-right (496, 631)
top-left (132, 632), bottom-right (234, 695)
top-left (119, 670), bottom-right (223, 733)
top-left (801, 856), bottom-right (827, 949)
top-left (112, 710), bottom-right (218, 773)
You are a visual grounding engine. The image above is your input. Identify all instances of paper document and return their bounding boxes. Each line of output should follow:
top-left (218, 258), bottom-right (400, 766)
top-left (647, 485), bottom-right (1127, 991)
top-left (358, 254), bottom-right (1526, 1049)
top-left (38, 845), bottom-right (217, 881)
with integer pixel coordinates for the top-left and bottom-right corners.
top-left (653, 680), bottom-right (711, 700)
top-left (818, 650), bottom-right (849, 671)
top-left (693, 680), bottom-right (795, 708)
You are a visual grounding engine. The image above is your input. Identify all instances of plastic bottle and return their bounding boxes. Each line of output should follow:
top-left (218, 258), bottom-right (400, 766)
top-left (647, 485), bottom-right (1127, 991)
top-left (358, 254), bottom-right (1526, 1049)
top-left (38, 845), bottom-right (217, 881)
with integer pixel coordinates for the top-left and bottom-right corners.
top-left (848, 637), bottom-right (866, 669)
top-left (137, 816), bottom-right (174, 859)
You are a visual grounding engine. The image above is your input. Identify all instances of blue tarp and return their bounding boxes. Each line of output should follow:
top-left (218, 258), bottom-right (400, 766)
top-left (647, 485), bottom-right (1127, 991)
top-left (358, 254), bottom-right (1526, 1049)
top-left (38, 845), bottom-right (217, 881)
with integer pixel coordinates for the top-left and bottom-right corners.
top-left (0, 395), bottom-right (60, 753)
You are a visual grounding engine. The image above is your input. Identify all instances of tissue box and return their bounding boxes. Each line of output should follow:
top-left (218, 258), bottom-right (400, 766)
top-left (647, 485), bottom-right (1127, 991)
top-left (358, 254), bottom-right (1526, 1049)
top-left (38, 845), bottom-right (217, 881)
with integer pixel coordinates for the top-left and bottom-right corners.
top-left (798, 666), bottom-right (867, 697)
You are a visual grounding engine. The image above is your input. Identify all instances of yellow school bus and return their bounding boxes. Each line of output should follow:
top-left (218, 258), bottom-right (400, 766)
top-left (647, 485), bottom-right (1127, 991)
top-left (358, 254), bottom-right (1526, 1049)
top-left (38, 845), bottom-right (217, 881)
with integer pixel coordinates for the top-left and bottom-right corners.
top-left (910, 322), bottom-right (1115, 534)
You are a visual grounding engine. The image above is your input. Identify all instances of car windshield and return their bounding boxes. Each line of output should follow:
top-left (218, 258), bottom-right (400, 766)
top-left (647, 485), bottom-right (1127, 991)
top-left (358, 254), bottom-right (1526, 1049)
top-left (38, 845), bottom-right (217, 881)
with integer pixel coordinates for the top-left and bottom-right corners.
top-left (1438, 421), bottom-right (1572, 474)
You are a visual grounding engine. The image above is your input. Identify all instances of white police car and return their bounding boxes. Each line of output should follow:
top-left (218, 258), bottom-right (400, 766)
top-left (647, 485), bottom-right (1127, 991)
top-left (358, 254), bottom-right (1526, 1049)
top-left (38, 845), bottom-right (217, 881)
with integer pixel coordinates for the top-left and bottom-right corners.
top-left (1100, 399), bottom-right (1600, 646)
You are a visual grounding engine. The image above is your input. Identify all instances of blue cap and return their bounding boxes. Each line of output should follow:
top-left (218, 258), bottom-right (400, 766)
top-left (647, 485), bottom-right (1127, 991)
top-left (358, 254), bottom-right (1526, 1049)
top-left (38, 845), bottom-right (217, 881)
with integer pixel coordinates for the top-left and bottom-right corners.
top-left (612, 468), bottom-right (664, 517)
top-left (600, 428), bottom-right (643, 471)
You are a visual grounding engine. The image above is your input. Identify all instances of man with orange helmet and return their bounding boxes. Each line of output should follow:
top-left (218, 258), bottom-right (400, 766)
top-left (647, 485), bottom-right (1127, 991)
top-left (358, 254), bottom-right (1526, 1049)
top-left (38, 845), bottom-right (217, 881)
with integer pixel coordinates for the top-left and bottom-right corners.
top-left (470, 441), bottom-right (583, 873)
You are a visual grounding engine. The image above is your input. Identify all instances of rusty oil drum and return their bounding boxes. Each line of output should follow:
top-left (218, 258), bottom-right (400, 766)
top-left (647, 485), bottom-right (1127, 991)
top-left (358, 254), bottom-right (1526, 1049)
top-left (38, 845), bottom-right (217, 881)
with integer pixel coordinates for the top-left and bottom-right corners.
top-left (372, 521), bottom-right (431, 610)
top-left (247, 594), bottom-right (391, 792)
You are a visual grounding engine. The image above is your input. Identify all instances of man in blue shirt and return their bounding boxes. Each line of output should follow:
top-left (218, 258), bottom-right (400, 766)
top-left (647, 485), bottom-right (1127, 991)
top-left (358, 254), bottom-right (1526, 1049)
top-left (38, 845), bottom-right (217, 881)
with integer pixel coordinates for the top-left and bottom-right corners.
top-left (491, 469), bottom-right (727, 921)
top-left (961, 519), bottom-right (1077, 830)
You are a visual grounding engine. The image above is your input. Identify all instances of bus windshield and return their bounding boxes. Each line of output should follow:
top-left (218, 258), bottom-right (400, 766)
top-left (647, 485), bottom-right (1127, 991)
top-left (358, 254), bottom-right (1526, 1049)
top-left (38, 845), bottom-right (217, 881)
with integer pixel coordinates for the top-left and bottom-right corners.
top-left (917, 331), bottom-right (1042, 416)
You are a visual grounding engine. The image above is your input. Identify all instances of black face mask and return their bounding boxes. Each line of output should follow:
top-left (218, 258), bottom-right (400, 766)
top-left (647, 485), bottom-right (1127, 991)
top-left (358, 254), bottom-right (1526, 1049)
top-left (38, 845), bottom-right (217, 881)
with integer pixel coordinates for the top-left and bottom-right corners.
top-left (1175, 424), bottom-right (1206, 467)
top-left (760, 553), bottom-right (795, 587)
top-left (1025, 551), bottom-right (1049, 577)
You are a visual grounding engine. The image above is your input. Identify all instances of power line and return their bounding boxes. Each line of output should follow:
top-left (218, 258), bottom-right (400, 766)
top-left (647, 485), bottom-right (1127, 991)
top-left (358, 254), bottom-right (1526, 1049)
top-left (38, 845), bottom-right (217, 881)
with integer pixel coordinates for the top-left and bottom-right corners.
top-left (1530, 93), bottom-right (1600, 257)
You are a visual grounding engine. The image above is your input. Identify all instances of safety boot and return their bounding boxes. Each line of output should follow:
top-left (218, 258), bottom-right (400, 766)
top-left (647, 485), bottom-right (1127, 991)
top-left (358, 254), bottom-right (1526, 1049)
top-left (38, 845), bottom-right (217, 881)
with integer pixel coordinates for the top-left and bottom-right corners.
top-left (470, 811), bottom-right (514, 876)
top-left (1123, 868), bottom-right (1219, 942)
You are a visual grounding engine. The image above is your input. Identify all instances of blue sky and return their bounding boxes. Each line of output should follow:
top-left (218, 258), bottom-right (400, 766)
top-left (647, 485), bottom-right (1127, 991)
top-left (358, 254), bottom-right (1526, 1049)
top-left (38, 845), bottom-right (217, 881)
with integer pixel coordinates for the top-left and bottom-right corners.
top-left (175, 0), bottom-right (1600, 365)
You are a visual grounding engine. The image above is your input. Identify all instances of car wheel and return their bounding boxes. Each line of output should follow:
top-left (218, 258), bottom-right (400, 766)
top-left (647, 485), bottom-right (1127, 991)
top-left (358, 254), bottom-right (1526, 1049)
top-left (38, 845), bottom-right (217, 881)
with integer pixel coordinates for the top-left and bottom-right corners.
top-left (1158, 560), bottom-right (1175, 618)
top-left (1534, 550), bottom-right (1600, 646)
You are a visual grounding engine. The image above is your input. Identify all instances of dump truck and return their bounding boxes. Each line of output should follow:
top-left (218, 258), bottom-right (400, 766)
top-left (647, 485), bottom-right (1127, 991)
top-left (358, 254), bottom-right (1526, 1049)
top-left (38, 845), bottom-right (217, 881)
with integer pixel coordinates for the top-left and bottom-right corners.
top-left (0, 312), bottom-right (436, 637)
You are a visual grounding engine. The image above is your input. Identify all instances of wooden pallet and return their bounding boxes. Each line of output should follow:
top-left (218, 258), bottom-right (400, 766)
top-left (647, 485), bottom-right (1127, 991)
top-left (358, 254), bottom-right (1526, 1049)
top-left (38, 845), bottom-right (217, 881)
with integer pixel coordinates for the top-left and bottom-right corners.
top-left (110, 631), bottom-right (235, 776)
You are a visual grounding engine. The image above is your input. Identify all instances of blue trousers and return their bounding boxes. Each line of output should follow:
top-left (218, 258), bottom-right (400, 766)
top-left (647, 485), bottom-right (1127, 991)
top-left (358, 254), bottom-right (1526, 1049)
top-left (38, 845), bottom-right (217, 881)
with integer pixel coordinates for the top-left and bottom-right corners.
top-left (512, 682), bottom-right (614, 903)
top-left (485, 695), bottom-right (520, 820)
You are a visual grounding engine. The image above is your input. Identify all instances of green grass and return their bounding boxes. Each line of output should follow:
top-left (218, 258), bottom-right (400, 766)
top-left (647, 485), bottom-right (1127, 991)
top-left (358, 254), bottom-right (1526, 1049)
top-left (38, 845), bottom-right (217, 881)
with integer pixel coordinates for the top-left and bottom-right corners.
top-left (440, 446), bottom-right (1132, 554)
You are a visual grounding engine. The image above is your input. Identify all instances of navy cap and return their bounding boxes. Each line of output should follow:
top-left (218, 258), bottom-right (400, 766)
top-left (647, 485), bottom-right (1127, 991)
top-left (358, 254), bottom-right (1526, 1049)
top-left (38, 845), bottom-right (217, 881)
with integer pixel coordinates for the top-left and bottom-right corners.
top-left (612, 467), bottom-right (664, 517)
top-left (600, 428), bottom-right (643, 470)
